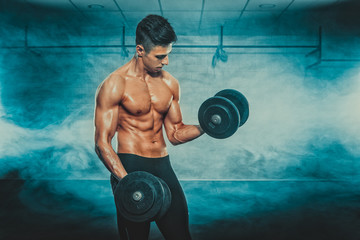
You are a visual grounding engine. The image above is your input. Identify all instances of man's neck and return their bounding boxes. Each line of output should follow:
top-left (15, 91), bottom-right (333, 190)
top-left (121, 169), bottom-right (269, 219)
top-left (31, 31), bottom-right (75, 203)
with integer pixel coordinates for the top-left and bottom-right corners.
top-left (132, 55), bottom-right (160, 79)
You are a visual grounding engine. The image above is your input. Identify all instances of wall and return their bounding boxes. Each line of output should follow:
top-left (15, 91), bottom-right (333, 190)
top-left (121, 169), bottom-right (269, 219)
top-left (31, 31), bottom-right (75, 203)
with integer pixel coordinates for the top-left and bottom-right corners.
top-left (1, 1), bottom-right (360, 239)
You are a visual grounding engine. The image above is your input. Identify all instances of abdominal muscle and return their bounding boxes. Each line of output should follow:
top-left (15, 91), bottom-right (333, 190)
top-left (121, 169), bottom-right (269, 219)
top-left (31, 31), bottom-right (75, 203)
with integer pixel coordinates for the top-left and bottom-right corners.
top-left (116, 107), bottom-right (169, 158)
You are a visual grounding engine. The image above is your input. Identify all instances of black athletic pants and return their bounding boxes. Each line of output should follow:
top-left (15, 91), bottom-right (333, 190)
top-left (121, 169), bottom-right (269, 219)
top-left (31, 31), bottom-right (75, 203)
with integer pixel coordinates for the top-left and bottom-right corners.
top-left (110, 153), bottom-right (192, 240)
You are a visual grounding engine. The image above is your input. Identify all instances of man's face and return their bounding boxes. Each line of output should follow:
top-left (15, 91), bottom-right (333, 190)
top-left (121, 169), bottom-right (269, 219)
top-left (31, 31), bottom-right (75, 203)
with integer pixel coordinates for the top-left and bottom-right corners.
top-left (141, 44), bottom-right (172, 73)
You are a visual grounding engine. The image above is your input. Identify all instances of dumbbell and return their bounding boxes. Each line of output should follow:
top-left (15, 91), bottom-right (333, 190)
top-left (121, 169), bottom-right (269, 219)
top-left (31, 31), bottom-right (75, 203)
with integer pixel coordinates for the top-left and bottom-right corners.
top-left (114, 171), bottom-right (171, 223)
top-left (198, 89), bottom-right (249, 139)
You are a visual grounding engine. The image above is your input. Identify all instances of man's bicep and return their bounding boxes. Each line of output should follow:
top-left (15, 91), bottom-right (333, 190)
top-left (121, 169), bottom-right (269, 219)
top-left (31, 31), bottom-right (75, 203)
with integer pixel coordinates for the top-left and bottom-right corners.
top-left (164, 99), bottom-right (184, 135)
top-left (95, 104), bottom-right (118, 143)
top-left (95, 75), bottom-right (123, 142)
top-left (95, 92), bottom-right (120, 144)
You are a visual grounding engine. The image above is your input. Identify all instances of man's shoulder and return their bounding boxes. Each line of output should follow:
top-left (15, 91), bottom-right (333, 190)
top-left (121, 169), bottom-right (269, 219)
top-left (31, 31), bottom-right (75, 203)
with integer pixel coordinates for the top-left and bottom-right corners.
top-left (102, 71), bottom-right (125, 89)
top-left (162, 70), bottom-right (179, 88)
top-left (161, 70), bottom-right (180, 98)
top-left (96, 72), bottom-right (125, 104)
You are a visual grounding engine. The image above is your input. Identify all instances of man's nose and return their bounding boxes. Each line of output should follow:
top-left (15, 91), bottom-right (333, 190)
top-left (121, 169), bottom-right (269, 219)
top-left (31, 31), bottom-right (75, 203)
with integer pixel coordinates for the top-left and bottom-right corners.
top-left (161, 56), bottom-right (169, 65)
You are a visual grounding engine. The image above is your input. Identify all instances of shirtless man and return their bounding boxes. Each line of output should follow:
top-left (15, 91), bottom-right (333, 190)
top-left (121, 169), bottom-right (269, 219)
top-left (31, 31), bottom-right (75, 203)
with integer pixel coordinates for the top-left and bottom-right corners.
top-left (94, 15), bottom-right (204, 240)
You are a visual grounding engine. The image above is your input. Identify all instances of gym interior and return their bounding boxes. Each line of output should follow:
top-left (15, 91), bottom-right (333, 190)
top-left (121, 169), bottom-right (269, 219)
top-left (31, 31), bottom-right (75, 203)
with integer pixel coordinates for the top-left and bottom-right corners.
top-left (1, 0), bottom-right (360, 239)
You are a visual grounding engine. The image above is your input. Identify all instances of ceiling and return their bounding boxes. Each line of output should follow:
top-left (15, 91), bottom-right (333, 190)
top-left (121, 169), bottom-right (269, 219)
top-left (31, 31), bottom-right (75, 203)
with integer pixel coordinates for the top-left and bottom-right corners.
top-left (19, 0), bottom-right (347, 36)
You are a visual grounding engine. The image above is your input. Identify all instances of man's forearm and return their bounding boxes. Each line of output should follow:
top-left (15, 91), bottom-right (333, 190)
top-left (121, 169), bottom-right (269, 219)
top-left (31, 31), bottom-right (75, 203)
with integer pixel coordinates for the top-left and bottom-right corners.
top-left (173, 124), bottom-right (204, 145)
top-left (95, 143), bottom-right (127, 179)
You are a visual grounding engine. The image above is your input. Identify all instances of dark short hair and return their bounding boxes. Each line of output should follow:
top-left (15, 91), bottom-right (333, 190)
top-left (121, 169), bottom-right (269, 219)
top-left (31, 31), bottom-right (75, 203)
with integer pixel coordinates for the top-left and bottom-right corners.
top-left (136, 15), bottom-right (177, 52)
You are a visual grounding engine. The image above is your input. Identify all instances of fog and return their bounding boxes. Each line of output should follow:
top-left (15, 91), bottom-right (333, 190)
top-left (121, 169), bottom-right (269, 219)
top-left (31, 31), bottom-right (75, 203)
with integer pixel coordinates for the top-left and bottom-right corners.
top-left (0, 1), bottom-right (359, 238)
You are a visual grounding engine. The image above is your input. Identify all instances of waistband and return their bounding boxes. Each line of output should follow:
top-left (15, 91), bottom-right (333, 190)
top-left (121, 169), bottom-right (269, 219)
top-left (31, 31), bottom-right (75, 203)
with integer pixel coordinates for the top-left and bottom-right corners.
top-left (111, 153), bottom-right (171, 187)
top-left (117, 153), bottom-right (170, 161)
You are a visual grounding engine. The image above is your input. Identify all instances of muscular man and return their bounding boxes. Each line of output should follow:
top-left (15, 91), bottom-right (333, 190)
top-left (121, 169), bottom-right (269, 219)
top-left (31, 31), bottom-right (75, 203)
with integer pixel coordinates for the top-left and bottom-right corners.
top-left (94, 15), bottom-right (204, 239)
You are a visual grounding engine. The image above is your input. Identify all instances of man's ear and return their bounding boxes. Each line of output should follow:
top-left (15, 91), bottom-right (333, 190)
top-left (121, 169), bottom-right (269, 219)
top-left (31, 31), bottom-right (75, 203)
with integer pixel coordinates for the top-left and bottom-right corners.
top-left (136, 45), bottom-right (145, 57)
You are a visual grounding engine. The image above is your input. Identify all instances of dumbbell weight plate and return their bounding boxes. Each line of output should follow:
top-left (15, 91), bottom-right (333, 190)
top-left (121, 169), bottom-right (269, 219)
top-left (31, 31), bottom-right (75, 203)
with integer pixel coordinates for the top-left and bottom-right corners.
top-left (198, 96), bottom-right (240, 139)
top-left (156, 177), bottom-right (172, 220)
top-left (114, 171), bottom-right (164, 222)
top-left (215, 89), bottom-right (249, 127)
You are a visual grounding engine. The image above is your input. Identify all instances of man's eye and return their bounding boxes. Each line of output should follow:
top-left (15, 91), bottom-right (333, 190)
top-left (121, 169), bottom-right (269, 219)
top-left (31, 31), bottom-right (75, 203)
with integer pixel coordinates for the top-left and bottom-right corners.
top-left (156, 56), bottom-right (166, 60)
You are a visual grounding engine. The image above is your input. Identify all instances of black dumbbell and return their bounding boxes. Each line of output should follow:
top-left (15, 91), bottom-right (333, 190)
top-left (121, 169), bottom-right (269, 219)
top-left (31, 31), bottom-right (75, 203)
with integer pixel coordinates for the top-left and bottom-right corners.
top-left (198, 89), bottom-right (249, 139)
top-left (114, 171), bottom-right (171, 222)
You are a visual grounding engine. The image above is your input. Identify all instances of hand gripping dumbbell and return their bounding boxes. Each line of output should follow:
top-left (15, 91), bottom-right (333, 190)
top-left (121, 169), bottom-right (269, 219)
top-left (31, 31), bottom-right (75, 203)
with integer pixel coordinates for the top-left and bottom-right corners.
top-left (198, 89), bottom-right (249, 139)
top-left (114, 171), bottom-right (171, 222)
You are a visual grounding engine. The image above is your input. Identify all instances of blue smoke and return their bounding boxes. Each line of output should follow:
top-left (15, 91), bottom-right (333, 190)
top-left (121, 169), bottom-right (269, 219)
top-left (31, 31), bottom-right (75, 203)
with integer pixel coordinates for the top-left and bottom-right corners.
top-left (1, 1), bottom-right (360, 238)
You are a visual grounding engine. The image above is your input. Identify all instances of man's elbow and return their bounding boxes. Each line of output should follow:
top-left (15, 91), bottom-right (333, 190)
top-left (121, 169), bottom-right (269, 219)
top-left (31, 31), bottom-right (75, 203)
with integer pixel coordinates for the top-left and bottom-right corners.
top-left (168, 132), bottom-right (185, 146)
top-left (94, 142), bottom-right (102, 157)
top-left (94, 141), bottom-right (107, 156)
top-left (169, 139), bottom-right (182, 146)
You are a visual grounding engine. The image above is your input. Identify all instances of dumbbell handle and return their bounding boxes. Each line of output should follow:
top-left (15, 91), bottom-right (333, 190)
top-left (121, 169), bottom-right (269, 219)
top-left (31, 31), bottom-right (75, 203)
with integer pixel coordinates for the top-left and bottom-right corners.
top-left (132, 191), bottom-right (143, 202)
top-left (211, 114), bottom-right (222, 125)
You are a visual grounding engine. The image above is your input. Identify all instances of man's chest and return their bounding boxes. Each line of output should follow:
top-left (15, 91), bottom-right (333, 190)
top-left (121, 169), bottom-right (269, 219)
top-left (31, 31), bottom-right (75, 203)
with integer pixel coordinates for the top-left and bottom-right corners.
top-left (121, 78), bottom-right (173, 116)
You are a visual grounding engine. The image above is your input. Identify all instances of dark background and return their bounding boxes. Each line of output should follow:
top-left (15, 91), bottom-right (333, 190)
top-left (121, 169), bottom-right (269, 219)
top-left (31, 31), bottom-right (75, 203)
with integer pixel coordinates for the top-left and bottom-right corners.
top-left (1, 0), bottom-right (360, 239)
